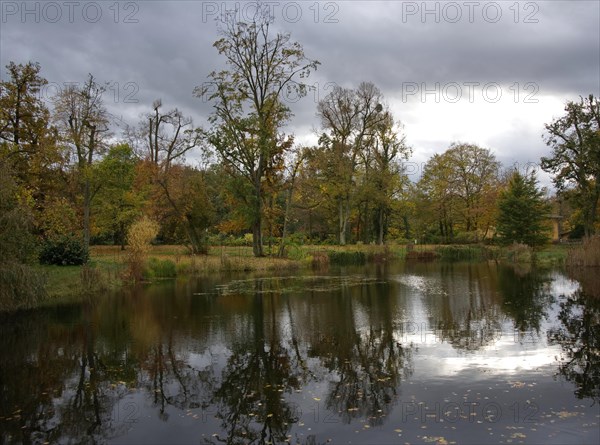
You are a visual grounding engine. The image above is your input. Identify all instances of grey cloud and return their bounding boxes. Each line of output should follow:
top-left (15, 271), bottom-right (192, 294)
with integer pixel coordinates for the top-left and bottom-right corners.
top-left (1, 0), bottom-right (598, 173)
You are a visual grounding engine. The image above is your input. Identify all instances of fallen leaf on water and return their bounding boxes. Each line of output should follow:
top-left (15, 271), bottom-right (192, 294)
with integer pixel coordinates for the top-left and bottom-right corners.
top-left (555, 411), bottom-right (579, 419)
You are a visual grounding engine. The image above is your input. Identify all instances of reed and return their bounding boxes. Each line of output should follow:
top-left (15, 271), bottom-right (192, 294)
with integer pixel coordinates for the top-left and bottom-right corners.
top-left (566, 236), bottom-right (600, 267)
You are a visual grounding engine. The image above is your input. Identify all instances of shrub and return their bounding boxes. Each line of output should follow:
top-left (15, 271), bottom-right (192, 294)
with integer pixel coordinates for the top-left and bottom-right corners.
top-left (435, 245), bottom-right (486, 261)
top-left (125, 216), bottom-right (159, 282)
top-left (144, 258), bottom-right (177, 279)
top-left (504, 243), bottom-right (533, 263)
top-left (0, 262), bottom-right (47, 311)
top-left (328, 251), bottom-right (366, 265)
top-left (310, 251), bottom-right (330, 269)
top-left (39, 236), bottom-right (89, 266)
top-left (452, 231), bottom-right (479, 244)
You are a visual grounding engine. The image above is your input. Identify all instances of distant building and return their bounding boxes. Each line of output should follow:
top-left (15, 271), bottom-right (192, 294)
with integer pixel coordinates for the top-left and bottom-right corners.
top-left (544, 214), bottom-right (566, 242)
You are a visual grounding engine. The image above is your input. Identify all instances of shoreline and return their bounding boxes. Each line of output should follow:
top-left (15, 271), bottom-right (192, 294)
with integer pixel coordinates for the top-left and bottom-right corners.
top-left (3, 243), bottom-right (570, 312)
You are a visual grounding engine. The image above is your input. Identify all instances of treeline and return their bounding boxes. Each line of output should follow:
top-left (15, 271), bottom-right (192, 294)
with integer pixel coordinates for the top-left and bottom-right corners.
top-left (1, 13), bottom-right (599, 267)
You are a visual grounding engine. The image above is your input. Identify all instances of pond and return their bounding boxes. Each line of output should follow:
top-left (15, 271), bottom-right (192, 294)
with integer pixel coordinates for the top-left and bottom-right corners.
top-left (1, 261), bottom-right (599, 444)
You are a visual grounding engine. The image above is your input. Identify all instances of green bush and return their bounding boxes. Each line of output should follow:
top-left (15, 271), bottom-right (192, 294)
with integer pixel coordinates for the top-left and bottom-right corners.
top-left (328, 251), bottom-right (366, 265)
top-left (452, 231), bottom-right (479, 244)
top-left (39, 236), bottom-right (89, 266)
top-left (285, 243), bottom-right (308, 261)
top-left (144, 258), bottom-right (177, 279)
top-left (435, 245), bottom-right (486, 261)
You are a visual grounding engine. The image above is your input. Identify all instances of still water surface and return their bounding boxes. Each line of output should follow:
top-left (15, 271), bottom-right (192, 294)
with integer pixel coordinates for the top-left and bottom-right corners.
top-left (1, 262), bottom-right (599, 444)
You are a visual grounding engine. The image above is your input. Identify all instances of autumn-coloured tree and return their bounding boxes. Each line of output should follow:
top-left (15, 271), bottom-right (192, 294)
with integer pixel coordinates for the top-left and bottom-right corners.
top-left (418, 143), bottom-right (499, 242)
top-left (0, 61), bottom-right (66, 236)
top-left (129, 100), bottom-right (208, 253)
top-left (0, 62), bottom-right (56, 177)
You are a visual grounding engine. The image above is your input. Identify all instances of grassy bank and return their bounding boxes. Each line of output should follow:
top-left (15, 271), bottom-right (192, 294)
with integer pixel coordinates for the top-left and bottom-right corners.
top-left (10, 241), bottom-right (571, 311)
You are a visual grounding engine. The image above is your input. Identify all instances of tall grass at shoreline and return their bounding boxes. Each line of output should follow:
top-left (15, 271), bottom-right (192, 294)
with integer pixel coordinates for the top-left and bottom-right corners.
top-left (566, 236), bottom-right (600, 267)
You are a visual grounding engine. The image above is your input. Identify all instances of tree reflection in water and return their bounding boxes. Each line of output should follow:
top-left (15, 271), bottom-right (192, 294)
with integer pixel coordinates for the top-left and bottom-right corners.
top-left (201, 275), bottom-right (414, 443)
top-left (547, 289), bottom-right (600, 402)
top-left (2, 264), bottom-right (599, 444)
top-left (417, 262), bottom-right (504, 352)
top-left (0, 305), bottom-right (137, 444)
top-left (499, 264), bottom-right (554, 339)
top-left (202, 285), bottom-right (307, 444)
top-left (312, 327), bottom-right (412, 425)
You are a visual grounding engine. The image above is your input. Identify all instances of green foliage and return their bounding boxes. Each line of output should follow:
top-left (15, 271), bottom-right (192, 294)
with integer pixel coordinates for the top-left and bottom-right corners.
top-left (542, 95), bottom-right (600, 236)
top-left (93, 143), bottom-right (142, 247)
top-left (39, 236), bottom-right (90, 266)
top-left (496, 170), bottom-right (550, 247)
top-left (435, 245), bottom-right (488, 261)
top-left (328, 251), bottom-right (366, 265)
top-left (0, 263), bottom-right (47, 311)
top-left (285, 243), bottom-right (309, 261)
top-left (144, 258), bottom-right (177, 279)
top-left (37, 197), bottom-right (79, 240)
top-left (0, 163), bottom-right (38, 263)
top-left (0, 163), bottom-right (47, 310)
top-left (0, 62), bottom-right (57, 185)
top-left (503, 243), bottom-right (534, 263)
top-left (198, 13), bottom-right (318, 256)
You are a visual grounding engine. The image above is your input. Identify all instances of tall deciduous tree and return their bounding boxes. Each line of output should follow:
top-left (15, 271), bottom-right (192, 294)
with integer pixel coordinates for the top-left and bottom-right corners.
top-left (53, 74), bottom-right (110, 248)
top-left (369, 112), bottom-right (410, 244)
top-left (445, 143), bottom-right (500, 237)
top-left (418, 143), bottom-right (499, 242)
top-left (542, 95), bottom-right (600, 236)
top-left (316, 82), bottom-right (387, 244)
top-left (197, 11), bottom-right (319, 256)
top-left (496, 170), bottom-right (550, 246)
top-left (418, 153), bottom-right (457, 242)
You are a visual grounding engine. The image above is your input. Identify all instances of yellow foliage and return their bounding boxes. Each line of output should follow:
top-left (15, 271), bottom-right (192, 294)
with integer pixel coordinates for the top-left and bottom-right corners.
top-left (125, 216), bottom-right (159, 282)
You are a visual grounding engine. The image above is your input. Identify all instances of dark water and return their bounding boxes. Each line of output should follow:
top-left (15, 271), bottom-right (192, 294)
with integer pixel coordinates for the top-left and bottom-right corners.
top-left (1, 262), bottom-right (599, 445)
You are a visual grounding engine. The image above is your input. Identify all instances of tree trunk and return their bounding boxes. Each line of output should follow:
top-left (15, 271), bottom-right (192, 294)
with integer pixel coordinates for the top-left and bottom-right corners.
top-left (83, 179), bottom-right (91, 249)
top-left (186, 220), bottom-right (208, 255)
top-left (278, 185), bottom-right (294, 258)
top-left (252, 180), bottom-right (264, 257)
top-left (584, 188), bottom-right (599, 236)
top-left (338, 198), bottom-right (347, 245)
top-left (119, 221), bottom-right (126, 250)
top-left (402, 215), bottom-right (410, 239)
top-left (252, 220), bottom-right (264, 257)
top-left (378, 207), bottom-right (385, 245)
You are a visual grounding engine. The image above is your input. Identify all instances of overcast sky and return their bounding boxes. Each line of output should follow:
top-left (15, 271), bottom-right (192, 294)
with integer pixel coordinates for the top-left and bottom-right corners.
top-left (1, 1), bottom-right (599, 186)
